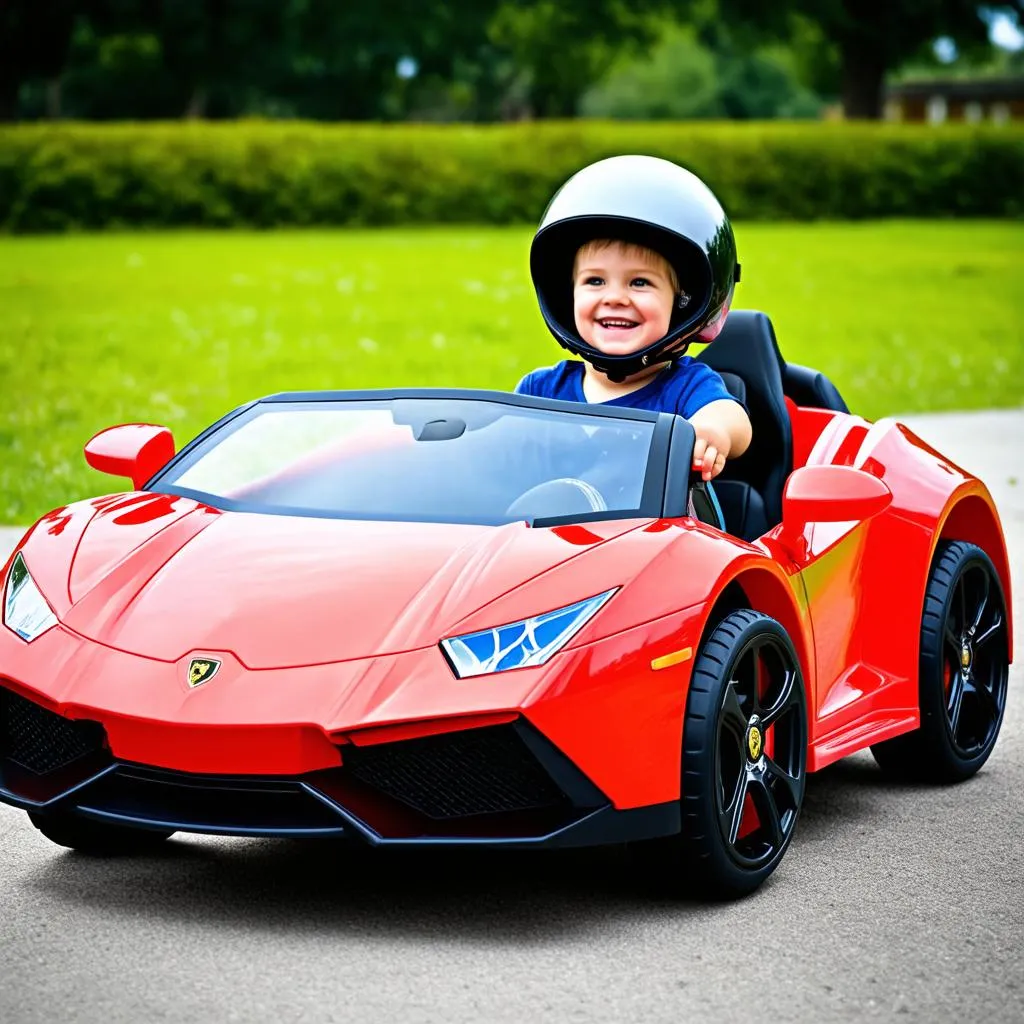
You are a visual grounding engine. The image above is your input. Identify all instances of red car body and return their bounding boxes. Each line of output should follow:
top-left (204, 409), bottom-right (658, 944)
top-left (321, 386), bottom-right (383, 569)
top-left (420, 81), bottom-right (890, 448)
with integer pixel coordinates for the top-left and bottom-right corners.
top-left (0, 383), bottom-right (1011, 850)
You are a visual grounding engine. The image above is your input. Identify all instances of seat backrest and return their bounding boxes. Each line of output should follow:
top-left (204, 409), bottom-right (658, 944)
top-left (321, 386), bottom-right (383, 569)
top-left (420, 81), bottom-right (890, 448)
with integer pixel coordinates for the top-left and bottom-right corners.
top-left (695, 310), bottom-right (792, 530)
top-left (782, 362), bottom-right (849, 413)
top-left (717, 371), bottom-right (747, 406)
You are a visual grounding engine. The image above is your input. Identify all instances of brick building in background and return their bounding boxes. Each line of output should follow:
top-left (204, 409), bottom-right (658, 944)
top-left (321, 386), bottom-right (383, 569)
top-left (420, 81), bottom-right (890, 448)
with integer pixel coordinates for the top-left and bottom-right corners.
top-left (885, 78), bottom-right (1024, 123)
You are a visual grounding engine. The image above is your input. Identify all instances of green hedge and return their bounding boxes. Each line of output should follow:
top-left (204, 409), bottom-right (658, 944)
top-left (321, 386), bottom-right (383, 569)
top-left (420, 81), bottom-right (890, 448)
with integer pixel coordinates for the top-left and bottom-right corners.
top-left (0, 120), bottom-right (1021, 230)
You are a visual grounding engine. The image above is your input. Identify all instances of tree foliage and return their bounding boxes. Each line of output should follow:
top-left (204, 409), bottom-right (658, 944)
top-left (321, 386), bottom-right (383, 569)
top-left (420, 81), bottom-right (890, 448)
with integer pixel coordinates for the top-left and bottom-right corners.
top-left (580, 23), bottom-right (822, 120)
top-left (0, 1), bottom-right (78, 119)
top-left (4, 0), bottom-right (1020, 121)
top-left (714, 0), bottom-right (1022, 118)
top-left (13, 0), bottom-right (509, 120)
top-left (486, 0), bottom-right (661, 117)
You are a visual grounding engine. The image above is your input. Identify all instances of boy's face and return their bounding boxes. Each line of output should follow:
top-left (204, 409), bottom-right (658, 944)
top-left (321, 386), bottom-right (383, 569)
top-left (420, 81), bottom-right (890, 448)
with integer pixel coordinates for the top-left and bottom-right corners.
top-left (572, 241), bottom-right (676, 357)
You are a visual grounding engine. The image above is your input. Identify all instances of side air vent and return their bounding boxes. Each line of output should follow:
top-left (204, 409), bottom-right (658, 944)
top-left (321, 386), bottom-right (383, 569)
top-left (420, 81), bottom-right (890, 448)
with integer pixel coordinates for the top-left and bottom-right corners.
top-left (343, 723), bottom-right (568, 820)
top-left (0, 687), bottom-right (107, 775)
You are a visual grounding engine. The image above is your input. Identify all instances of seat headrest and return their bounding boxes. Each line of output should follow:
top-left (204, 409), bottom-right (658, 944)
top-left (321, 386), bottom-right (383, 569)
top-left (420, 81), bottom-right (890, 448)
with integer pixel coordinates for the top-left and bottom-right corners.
top-left (698, 310), bottom-right (787, 384)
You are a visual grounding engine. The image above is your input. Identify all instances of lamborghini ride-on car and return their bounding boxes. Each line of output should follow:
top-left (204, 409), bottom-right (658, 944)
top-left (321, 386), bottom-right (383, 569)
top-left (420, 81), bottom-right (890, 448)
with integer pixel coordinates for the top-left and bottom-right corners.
top-left (0, 312), bottom-right (1012, 898)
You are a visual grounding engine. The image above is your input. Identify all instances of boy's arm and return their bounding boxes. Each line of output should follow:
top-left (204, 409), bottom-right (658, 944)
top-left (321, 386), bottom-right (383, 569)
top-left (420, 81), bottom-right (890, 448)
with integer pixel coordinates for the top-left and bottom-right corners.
top-left (688, 399), bottom-right (752, 482)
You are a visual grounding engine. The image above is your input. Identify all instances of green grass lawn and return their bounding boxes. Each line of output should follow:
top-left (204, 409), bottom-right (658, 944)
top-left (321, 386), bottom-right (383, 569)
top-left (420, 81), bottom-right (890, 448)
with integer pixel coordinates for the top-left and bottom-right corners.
top-left (1, 222), bottom-right (1021, 524)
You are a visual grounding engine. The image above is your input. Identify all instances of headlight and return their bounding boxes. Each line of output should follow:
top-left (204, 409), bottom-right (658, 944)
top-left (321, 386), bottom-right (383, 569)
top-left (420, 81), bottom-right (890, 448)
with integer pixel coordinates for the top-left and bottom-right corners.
top-left (4, 553), bottom-right (58, 642)
top-left (440, 589), bottom-right (617, 678)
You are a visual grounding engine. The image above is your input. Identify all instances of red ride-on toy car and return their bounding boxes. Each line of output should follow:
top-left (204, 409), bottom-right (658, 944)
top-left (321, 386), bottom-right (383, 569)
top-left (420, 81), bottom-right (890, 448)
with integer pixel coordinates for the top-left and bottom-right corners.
top-left (0, 311), bottom-right (1010, 898)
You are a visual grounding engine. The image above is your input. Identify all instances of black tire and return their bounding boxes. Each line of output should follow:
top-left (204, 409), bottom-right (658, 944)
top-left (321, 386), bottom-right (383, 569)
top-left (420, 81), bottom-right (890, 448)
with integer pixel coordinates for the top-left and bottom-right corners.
top-left (872, 541), bottom-right (1009, 782)
top-left (632, 609), bottom-right (807, 899)
top-left (29, 810), bottom-right (175, 856)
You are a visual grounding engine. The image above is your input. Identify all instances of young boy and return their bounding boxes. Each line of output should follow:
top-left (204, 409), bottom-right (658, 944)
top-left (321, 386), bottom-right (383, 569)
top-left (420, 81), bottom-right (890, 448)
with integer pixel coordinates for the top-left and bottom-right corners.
top-left (518, 155), bottom-right (751, 483)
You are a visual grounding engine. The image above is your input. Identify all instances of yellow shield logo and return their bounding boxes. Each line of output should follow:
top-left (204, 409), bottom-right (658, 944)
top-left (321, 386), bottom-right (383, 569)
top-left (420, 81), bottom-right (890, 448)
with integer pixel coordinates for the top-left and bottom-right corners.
top-left (747, 726), bottom-right (763, 760)
top-left (187, 658), bottom-right (221, 688)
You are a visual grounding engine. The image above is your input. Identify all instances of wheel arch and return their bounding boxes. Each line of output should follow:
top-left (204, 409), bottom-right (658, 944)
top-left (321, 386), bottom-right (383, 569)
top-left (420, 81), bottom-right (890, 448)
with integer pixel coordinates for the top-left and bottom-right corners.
top-left (937, 493), bottom-right (1014, 661)
top-left (702, 566), bottom-right (813, 696)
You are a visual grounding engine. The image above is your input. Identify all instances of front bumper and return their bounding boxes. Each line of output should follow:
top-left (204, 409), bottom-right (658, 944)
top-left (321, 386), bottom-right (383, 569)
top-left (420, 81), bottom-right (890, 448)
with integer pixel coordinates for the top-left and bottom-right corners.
top-left (0, 685), bottom-right (678, 847)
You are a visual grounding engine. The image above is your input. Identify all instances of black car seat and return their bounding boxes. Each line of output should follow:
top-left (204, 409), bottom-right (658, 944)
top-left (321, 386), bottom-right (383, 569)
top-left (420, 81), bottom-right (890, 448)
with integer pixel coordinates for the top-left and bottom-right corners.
top-left (695, 311), bottom-right (792, 541)
top-left (717, 371), bottom-right (747, 407)
top-left (783, 363), bottom-right (849, 413)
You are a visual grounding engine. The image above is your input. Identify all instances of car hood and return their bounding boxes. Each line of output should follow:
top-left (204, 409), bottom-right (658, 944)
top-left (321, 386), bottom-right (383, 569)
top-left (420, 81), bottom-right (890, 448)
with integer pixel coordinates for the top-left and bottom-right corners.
top-left (48, 495), bottom-right (643, 669)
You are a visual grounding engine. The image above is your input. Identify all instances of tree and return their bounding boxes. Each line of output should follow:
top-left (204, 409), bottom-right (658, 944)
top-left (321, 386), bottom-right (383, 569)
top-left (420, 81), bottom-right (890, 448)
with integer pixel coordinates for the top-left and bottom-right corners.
top-left (274, 0), bottom-right (507, 120)
top-left (0, 0), bottom-right (78, 120)
top-left (579, 28), bottom-right (722, 119)
top-left (11, 0), bottom-right (291, 120)
top-left (714, 1), bottom-right (1023, 118)
top-left (579, 17), bottom-right (824, 120)
top-left (11, 0), bottom-right (508, 121)
top-left (488, 0), bottom-right (662, 117)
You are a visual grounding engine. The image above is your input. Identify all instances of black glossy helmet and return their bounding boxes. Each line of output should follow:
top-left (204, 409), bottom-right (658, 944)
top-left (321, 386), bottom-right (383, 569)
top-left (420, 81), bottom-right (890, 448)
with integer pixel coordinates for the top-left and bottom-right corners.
top-left (530, 155), bottom-right (740, 382)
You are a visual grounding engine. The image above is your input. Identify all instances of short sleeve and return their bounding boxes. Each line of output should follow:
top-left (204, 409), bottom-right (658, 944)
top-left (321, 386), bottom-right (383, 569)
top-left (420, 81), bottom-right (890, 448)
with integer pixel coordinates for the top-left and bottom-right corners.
top-left (678, 362), bottom-right (744, 419)
top-left (514, 371), bottom-right (536, 396)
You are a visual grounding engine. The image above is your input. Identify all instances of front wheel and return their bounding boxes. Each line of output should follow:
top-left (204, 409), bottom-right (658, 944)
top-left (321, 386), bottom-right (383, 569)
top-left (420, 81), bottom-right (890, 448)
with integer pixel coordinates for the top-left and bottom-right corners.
top-left (872, 540), bottom-right (1009, 782)
top-left (29, 810), bottom-right (175, 856)
top-left (632, 609), bottom-right (807, 899)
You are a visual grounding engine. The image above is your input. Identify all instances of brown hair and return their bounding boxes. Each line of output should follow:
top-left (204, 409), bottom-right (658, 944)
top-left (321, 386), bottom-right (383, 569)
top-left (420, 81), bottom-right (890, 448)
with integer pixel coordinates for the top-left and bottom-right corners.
top-left (573, 238), bottom-right (680, 293)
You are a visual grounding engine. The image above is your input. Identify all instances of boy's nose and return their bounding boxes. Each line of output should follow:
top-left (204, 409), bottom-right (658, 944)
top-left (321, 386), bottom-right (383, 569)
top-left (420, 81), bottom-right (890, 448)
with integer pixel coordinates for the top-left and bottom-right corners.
top-left (600, 284), bottom-right (629, 304)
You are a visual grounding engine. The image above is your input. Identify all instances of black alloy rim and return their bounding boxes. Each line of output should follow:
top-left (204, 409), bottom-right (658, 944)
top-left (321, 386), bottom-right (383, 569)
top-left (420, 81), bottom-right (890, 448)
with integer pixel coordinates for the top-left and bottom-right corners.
top-left (941, 561), bottom-right (1008, 758)
top-left (715, 635), bottom-right (806, 869)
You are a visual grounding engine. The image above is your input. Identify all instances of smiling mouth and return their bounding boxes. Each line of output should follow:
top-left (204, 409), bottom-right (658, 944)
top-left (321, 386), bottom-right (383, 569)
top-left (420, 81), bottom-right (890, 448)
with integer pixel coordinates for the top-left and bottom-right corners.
top-left (597, 318), bottom-right (640, 330)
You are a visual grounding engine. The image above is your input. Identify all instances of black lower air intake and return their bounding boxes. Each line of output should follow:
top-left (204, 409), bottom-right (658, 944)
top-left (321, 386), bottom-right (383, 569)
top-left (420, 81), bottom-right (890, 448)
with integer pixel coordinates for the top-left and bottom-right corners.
top-left (343, 723), bottom-right (568, 820)
top-left (0, 686), bottom-right (107, 775)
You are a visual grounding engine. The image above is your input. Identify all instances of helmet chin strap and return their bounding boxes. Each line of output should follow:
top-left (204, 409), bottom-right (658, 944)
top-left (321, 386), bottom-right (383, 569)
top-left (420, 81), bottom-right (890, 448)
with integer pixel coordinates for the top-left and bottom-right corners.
top-left (590, 341), bottom-right (691, 384)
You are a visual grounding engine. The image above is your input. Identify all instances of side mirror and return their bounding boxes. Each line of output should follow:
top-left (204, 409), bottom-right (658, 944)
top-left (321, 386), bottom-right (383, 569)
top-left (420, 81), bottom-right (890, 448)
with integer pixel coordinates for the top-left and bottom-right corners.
top-left (777, 465), bottom-right (891, 558)
top-left (84, 424), bottom-right (175, 490)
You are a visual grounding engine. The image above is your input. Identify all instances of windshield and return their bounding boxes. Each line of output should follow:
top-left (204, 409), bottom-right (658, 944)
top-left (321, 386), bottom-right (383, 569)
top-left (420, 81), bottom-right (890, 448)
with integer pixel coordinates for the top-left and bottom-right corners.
top-left (156, 395), bottom-right (662, 526)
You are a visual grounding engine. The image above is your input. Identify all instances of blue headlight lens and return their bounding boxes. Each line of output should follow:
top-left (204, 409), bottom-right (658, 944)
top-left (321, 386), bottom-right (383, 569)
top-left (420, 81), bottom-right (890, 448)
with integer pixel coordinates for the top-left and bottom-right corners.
top-left (440, 589), bottom-right (617, 678)
top-left (3, 552), bottom-right (58, 642)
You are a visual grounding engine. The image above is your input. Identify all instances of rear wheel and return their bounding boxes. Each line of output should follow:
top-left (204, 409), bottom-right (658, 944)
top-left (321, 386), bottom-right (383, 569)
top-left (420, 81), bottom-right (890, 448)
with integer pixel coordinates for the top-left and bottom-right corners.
top-left (29, 810), bottom-right (175, 855)
top-left (632, 609), bottom-right (807, 899)
top-left (872, 541), bottom-right (1009, 782)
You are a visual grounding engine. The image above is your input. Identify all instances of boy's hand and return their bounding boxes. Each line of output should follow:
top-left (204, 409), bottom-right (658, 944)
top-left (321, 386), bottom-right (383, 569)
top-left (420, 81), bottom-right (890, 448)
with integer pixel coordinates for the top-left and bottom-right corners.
top-left (689, 399), bottom-right (753, 481)
top-left (692, 425), bottom-right (731, 481)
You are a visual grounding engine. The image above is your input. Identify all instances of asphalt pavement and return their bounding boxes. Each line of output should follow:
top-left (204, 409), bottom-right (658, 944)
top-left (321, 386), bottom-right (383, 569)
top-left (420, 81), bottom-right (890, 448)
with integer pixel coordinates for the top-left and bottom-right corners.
top-left (1, 409), bottom-right (1022, 1024)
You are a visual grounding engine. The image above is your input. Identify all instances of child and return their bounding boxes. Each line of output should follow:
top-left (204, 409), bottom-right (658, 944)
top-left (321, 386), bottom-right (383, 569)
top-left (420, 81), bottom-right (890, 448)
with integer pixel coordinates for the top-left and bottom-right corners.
top-left (517, 155), bottom-right (751, 482)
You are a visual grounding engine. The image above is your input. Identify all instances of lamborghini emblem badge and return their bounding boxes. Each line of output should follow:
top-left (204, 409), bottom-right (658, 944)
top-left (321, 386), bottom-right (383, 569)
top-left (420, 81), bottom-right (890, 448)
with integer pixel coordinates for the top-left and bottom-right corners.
top-left (187, 657), bottom-right (221, 688)
top-left (960, 646), bottom-right (971, 670)
top-left (747, 726), bottom-right (763, 761)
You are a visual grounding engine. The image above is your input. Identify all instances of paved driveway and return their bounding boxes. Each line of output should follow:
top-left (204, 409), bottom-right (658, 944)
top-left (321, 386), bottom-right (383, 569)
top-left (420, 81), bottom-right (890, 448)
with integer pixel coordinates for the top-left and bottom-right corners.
top-left (1, 410), bottom-right (1021, 1024)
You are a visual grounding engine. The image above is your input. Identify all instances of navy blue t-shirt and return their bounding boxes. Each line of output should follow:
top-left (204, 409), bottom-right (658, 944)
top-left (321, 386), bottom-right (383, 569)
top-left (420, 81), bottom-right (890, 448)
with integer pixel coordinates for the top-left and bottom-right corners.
top-left (515, 357), bottom-right (737, 418)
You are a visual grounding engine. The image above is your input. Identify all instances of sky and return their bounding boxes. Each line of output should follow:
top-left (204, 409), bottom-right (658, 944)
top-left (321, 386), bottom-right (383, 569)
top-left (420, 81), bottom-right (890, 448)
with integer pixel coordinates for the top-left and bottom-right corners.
top-left (989, 10), bottom-right (1023, 50)
top-left (937, 10), bottom-right (1022, 62)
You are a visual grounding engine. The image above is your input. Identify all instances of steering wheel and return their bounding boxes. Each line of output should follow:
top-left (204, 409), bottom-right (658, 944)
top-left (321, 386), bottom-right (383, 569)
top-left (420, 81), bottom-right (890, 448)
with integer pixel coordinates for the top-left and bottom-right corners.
top-left (505, 477), bottom-right (608, 520)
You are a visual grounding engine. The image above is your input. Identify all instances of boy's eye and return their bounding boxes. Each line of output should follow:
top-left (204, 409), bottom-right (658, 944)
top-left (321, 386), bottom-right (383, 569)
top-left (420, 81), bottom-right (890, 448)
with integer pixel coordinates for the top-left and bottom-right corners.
top-left (583, 276), bottom-right (604, 286)
top-left (630, 277), bottom-right (652, 288)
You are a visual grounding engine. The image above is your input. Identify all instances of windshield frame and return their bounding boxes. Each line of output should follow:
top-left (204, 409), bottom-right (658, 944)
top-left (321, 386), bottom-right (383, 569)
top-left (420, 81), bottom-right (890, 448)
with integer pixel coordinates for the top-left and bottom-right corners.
top-left (146, 389), bottom-right (686, 527)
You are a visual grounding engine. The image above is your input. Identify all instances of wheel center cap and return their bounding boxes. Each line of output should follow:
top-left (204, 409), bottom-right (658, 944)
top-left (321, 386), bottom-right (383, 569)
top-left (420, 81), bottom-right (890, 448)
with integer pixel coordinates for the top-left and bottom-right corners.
top-left (747, 724), bottom-right (763, 761)
top-left (960, 644), bottom-right (972, 673)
